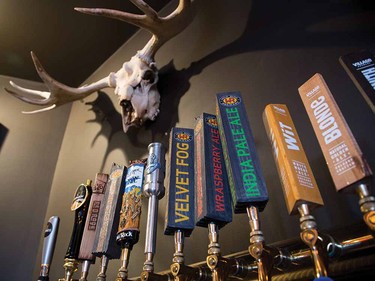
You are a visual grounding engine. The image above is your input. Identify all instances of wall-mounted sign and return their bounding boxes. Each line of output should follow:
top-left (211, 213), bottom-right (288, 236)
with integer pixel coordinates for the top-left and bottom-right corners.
top-left (339, 49), bottom-right (375, 113)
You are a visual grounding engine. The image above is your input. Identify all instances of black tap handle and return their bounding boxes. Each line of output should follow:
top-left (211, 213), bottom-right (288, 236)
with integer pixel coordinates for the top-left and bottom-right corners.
top-left (65, 181), bottom-right (92, 259)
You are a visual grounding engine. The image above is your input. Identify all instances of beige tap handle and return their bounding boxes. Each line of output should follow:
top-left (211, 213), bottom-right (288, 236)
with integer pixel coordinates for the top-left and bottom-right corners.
top-left (263, 104), bottom-right (324, 214)
top-left (298, 73), bottom-right (372, 191)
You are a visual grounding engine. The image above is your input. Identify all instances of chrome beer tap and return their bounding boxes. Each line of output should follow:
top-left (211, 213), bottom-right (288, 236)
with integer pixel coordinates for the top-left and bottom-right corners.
top-left (140, 143), bottom-right (171, 281)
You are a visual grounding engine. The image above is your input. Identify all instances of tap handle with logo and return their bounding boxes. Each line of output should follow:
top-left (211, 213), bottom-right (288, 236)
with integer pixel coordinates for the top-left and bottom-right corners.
top-left (143, 143), bottom-right (166, 272)
top-left (37, 216), bottom-right (60, 281)
top-left (65, 180), bottom-right (92, 260)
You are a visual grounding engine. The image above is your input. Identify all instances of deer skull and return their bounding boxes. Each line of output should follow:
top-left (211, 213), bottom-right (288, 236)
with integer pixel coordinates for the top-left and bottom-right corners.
top-left (4, 0), bottom-right (194, 133)
top-left (114, 54), bottom-right (160, 132)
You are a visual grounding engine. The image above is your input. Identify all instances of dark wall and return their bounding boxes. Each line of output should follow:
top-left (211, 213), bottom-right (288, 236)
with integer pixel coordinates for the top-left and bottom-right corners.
top-left (0, 76), bottom-right (71, 281)
top-left (23, 0), bottom-right (375, 280)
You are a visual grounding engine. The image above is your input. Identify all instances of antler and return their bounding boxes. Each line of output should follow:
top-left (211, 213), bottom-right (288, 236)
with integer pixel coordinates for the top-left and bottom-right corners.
top-left (5, 52), bottom-right (115, 113)
top-left (75, 0), bottom-right (193, 64)
top-left (5, 0), bottom-right (194, 132)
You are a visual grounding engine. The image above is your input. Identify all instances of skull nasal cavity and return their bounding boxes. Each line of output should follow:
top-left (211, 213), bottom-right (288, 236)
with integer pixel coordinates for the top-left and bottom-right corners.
top-left (142, 70), bottom-right (154, 83)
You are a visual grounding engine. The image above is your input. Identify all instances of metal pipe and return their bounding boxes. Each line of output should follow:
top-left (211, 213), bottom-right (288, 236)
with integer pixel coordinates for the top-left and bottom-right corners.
top-left (327, 234), bottom-right (374, 258)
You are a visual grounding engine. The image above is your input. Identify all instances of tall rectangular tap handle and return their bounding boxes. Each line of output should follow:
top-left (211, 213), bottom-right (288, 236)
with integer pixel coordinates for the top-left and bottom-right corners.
top-left (78, 173), bottom-right (108, 261)
top-left (93, 163), bottom-right (127, 259)
top-left (194, 114), bottom-right (232, 228)
top-left (116, 160), bottom-right (146, 248)
top-left (216, 92), bottom-right (269, 213)
top-left (263, 104), bottom-right (324, 215)
top-left (164, 128), bottom-right (195, 236)
top-left (339, 49), bottom-right (375, 113)
top-left (299, 73), bottom-right (372, 192)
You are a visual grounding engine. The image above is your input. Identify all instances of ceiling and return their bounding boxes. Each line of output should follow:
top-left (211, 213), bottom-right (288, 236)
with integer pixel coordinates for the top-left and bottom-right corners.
top-left (0, 0), bottom-right (171, 87)
top-left (1, 0), bottom-right (375, 89)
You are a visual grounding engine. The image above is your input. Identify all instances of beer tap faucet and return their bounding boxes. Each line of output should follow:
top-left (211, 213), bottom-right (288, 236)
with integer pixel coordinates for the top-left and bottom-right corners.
top-left (298, 204), bottom-right (329, 279)
top-left (246, 206), bottom-right (273, 281)
top-left (194, 114), bottom-right (235, 281)
top-left (37, 216), bottom-right (60, 281)
top-left (92, 164), bottom-right (127, 281)
top-left (216, 93), bottom-right (271, 281)
top-left (59, 180), bottom-right (92, 281)
top-left (299, 73), bottom-right (374, 233)
top-left (263, 103), bottom-right (331, 280)
top-left (165, 128), bottom-right (211, 281)
top-left (140, 143), bottom-right (171, 281)
top-left (356, 184), bottom-right (375, 233)
top-left (169, 231), bottom-right (211, 281)
top-left (116, 159), bottom-right (147, 281)
top-left (78, 173), bottom-right (108, 281)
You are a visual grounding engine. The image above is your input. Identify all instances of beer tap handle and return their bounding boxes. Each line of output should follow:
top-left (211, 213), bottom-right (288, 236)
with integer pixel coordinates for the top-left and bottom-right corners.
top-left (164, 127), bottom-right (199, 280)
top-left (60, 180), bottom-right (92, 281)
top-left (65, 180), bottom-right (92, 260)
top-left (194, 114), bottom-right (235, 281)
top-left (143, 143), bottom-right (166, 273)
top-left (37, 216), bottom-right (60, 281)
top-left (116, 159), bottom-right (146, 281)
top-left (216, 93), bottom-right (269, 213)
top-left (92, 163), bottom-right (127, 281)
top-left (138, 144), bottom-right (173, 281)
top-left (78, 173), bottom-right (109, 281)
top-left (263, 104), bottom-right (330, 279)
top-left (299, 73), bottom-right (373, 231)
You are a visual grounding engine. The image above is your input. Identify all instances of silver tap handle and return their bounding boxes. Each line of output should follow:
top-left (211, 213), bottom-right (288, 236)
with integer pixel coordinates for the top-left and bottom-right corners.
top-left (143, 142), bottom-right (166, 198)
top-left (38, 216), bottom-right (60, 280)
top-left (143, 142), bottom-right (166, 272)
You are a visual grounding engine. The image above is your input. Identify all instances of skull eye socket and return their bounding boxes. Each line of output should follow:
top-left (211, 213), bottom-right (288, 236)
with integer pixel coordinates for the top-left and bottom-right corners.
top-left (120, 100), bottom-right (133, 112)
top-left (142, 70), bottom-right (154, 83)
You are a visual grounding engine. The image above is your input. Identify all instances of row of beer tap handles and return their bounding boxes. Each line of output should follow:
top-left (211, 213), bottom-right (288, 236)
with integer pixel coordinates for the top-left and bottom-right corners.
top-left (146, 192), bottom-right (373, 281)
top-left (134, 143), bottom-right (374, 281)
top-left (39, 142), bottom-right (374, 281)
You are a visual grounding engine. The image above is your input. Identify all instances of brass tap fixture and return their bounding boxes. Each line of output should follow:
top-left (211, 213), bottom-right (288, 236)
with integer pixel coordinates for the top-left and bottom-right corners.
top-left (357, 184), bottom-right (375, 232)
top-left (247, 206), bottom-right (274, 281)
top-left (298, 204), bottom-right (329, 279)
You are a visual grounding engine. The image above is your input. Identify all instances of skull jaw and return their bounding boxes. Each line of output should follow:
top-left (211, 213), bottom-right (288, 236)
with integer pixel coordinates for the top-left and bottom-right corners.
top-left (121, 101), bottom-right (143, 133)
top-left (120, 98), bottom-right (160, 133)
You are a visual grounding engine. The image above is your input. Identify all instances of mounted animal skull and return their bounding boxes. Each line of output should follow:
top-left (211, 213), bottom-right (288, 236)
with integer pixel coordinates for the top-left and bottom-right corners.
top-left (5, 0), bottom-right (194, 132)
